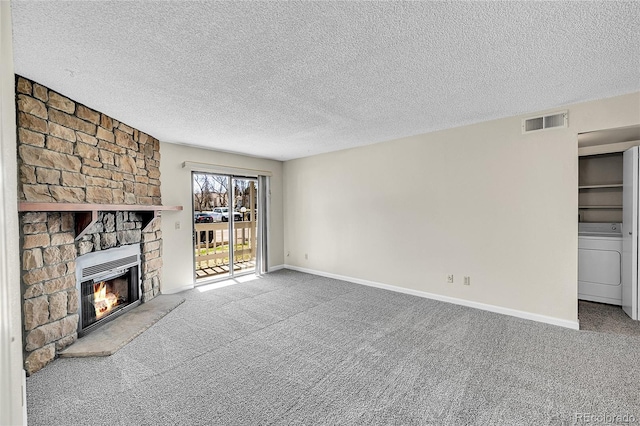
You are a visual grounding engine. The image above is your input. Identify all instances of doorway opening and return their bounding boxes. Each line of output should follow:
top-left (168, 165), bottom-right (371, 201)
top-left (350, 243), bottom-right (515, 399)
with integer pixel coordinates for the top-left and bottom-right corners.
top-left (192, 172), bottom-right (259, 282)
top-left (577, 125), bottom-right (640, 326)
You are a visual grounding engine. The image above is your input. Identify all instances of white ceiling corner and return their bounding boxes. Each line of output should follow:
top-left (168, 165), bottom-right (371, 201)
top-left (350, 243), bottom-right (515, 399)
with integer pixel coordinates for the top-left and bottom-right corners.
top-left (11, 1), bottom-right (640, 161)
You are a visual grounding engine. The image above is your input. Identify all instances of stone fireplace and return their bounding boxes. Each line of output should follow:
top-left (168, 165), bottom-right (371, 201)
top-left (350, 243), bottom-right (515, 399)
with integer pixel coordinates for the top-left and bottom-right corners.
top-left (16, 76), bottom-right (166, 374)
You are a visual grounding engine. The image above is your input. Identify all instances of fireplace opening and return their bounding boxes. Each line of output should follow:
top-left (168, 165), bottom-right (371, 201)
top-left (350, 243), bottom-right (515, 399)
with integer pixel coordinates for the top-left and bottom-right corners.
top-left (80, 266), bottom-right (139, 331)
top-left (76, 245), bottom-right (141, 336)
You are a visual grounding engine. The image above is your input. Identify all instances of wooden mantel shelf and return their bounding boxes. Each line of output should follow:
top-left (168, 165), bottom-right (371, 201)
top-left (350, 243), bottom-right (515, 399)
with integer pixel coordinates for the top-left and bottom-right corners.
top-left (18, 202), bottom-right (183, 240)
top-left (18, 203), bottom-right (183, 212)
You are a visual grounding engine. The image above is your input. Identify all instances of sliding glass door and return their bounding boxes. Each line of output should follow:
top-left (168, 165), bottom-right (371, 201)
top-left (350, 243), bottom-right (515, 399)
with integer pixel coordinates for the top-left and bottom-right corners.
top-left (192, 172), bottom-right (259, 282)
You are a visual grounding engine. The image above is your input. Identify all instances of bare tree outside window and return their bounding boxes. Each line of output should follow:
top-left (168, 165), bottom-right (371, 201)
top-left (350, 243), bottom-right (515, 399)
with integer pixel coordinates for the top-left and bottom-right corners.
top-left (234, 179), bottom-right (249, 208)
top-left (193, 174), bottom-right (230, 211)
top-left (193, 174), bottom-right (212, 211)
top-left (210, 175), bottom-right (229, 207)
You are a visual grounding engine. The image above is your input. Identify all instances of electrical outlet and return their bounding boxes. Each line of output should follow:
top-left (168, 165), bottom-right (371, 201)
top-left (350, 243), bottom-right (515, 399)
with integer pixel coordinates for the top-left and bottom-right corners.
top-left (305, 253), bottom-right (308, 260)
top-left (175, 221), bottom-right (181, 230)
top-left (447, 274), bottom-right (454, 284)
top-left (464, 276), bottom-right (471, 286)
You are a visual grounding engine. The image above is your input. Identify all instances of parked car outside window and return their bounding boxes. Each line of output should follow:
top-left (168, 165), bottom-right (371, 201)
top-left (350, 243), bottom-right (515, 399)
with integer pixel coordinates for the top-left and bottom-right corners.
top-left (211, 207), bottom-right (242, 222)
top-left (194, 212), bottom-right (214, 223)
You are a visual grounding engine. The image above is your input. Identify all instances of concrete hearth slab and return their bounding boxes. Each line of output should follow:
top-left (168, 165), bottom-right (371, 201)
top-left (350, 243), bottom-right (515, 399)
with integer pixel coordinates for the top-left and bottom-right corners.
top-left (58, 295), bottom-right (185, 358)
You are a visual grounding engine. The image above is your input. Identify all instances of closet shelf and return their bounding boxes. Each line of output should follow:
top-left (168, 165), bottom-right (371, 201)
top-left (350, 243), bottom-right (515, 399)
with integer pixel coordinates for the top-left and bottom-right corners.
top-left (578, 184), bottom-right (623, 189)
top-left (578, 205), bottom-right (623, 210)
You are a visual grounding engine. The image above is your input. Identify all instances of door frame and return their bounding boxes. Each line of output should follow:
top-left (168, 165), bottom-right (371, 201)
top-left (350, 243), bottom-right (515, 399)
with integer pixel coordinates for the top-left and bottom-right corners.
top-left (191, 171), bottom-right (260, 284)
top-left (622, 146), bottom-right (639, 319)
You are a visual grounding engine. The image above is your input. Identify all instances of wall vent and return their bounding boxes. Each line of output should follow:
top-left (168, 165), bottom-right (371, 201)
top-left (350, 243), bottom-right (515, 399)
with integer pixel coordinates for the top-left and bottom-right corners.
top-left (522, 111), bottom-right (568, 134)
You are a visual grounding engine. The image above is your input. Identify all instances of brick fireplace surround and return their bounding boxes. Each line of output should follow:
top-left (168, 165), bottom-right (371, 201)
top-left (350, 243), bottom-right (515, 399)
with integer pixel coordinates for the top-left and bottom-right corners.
top-left (16, 76), bottom-right (164, 374)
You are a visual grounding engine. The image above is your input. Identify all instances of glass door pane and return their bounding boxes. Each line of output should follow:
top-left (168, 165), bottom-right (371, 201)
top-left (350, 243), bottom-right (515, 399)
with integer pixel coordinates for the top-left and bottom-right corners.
top-left (193, 173), bottom-right (231, 281)
top-left (231, 178), bottom-right (258, 275)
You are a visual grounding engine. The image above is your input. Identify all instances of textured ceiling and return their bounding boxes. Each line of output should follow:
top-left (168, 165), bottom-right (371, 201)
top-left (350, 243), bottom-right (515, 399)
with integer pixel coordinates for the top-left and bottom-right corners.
top-left (11, 1), bottom-right (640, 161)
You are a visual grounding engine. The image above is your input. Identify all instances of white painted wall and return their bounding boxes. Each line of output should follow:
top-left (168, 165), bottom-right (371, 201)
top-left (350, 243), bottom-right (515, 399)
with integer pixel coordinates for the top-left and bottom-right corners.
top-left (1, 1), bottom-right (26, 424)
top-left (283, 92), bottom-right (640, 324)
top-left (159, 142), bottom-right (284, 293)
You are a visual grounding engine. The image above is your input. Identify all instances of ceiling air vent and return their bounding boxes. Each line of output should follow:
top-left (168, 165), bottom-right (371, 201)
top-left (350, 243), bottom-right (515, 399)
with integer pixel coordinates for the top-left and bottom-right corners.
top-left (522, 111), bottom-right (568, 134)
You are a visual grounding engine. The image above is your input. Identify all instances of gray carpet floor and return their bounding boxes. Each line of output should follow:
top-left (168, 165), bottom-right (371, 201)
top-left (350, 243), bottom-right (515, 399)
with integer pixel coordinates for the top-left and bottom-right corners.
top-left (579, 300), bottom-right (640, 337)
top-left (27, 270), bottom-right (640, 425)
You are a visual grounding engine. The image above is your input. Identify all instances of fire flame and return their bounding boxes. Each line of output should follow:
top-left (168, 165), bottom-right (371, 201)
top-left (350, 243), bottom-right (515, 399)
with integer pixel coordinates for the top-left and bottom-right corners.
top-left (93, 281), bottom-right (119, 319)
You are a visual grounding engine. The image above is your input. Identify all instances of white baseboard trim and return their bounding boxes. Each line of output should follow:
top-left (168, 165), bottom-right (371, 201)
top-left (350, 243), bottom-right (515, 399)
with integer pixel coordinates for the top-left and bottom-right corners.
top-left (284, 265), bottom-right (580, 330)
top-left (268, 264), bottom-right (285, 272)
top-left (161, 284), bottom-right (195, 295)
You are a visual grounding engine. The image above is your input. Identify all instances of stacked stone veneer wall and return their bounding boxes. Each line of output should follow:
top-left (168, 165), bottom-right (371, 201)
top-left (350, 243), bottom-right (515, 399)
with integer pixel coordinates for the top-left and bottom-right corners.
top-left (16, 76), bottom-right (163, 374)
